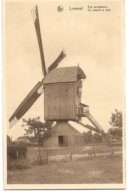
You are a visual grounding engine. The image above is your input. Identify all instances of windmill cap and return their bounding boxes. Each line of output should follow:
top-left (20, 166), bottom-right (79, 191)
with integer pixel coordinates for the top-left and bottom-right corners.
top-left (43, 66), bottom-right (86, 84)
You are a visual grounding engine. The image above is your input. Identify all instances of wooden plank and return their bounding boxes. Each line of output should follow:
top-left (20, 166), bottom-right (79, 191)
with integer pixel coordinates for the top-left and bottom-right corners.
top-left (44, 83), bottom-right (77, 120)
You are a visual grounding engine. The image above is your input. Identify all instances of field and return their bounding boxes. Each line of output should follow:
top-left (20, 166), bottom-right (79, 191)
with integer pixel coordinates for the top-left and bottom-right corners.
top-left (7, 144), bottom-right (123, 184)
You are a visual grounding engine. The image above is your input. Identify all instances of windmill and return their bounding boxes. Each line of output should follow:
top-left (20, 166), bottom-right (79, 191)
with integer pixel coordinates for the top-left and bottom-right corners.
top-left (9, 5), bottom-right (109, 144)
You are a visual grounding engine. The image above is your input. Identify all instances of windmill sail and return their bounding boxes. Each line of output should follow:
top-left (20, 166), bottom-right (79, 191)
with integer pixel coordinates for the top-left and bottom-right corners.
top-left (9, 81), bottom-right (44, 128)
top-left (31, 5), bottom-right (46, 76)
top-left (9, 6), bottom-right (66, 128)
top-left (48, 50), bottom-right (66, 72)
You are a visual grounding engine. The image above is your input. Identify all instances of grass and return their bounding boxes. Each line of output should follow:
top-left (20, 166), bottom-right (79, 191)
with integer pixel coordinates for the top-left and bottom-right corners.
top-left (7, 154), bottom-right (123, 184)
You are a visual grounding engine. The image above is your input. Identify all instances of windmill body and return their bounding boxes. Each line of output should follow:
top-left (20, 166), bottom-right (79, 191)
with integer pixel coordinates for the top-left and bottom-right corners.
top-left (43, 66), bottom-right (86, 121)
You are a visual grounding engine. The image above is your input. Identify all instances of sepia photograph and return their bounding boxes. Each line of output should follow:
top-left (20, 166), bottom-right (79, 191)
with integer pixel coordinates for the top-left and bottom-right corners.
top-left (4, 0), bottom-right (125, 189)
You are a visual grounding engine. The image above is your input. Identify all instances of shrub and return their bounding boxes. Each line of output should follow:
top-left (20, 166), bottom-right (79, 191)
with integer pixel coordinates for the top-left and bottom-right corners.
top-left (7, 143), bottom-right (27, 159)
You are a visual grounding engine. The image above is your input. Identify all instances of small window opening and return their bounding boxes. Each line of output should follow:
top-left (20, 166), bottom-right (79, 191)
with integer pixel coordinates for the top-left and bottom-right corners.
top-left (58, 136), bottom-right (67, 146)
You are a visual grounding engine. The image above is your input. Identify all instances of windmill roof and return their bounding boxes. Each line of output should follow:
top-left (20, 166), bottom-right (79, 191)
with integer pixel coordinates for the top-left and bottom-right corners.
top-left (43, 66), bottom-right (86, 84)
top-left (51, 122), bottom-right (82, 136)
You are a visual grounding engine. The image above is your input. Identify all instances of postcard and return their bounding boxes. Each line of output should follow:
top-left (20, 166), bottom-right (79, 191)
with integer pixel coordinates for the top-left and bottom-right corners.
top-left (4, 0), bottom-right (125, 189)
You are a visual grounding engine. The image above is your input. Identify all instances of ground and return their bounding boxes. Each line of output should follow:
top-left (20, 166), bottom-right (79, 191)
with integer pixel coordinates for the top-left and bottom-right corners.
top-left (7, 144), bottom-right (123, 184)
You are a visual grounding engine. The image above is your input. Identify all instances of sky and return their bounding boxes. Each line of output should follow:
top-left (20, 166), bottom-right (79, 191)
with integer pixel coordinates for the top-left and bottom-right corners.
top-left (4, 0), bottom-right (124, 140)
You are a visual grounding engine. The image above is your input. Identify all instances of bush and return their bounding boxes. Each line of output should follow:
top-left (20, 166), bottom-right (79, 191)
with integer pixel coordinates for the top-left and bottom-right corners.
top-left (7, 143), bottom-right (27, 159)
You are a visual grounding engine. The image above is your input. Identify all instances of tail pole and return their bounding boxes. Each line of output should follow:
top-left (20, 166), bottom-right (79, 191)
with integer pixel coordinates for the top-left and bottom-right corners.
top-left (86, 111), bottom-right (105, 133)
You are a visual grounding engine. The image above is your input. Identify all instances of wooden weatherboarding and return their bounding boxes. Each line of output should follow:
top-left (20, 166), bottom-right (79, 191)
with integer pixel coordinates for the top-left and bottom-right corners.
top-left (9, 5), bottom-right (109, 141)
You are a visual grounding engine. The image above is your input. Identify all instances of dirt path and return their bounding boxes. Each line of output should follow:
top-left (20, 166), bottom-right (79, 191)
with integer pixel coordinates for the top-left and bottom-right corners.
top-left (48, 150), bottom-right (122, 161)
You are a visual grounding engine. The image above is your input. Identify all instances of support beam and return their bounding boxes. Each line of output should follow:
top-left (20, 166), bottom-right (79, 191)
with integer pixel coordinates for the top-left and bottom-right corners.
top-left (78, 121), bottom-right (105, 134)
top-left (78, 121), bottom-right (111, 143)
top-left (86, 112), bottom-right (105, 133)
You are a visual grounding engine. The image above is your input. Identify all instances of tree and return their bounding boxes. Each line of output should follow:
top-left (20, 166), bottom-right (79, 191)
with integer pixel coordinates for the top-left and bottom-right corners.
top-left (92, 133), bottom-right (103, 143)
top-left (83, 130), bottom-right (92, 143)
top-left (109, 109), bottom-right (122, 128)
top-left (7, 135), bottom-right (12, 145)
top-left (22, 117), bottom-right (54, 145)
top-left (108, 109), bottom-right (122, 140)
top-left (83, 131), bottom-right (103, 143)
